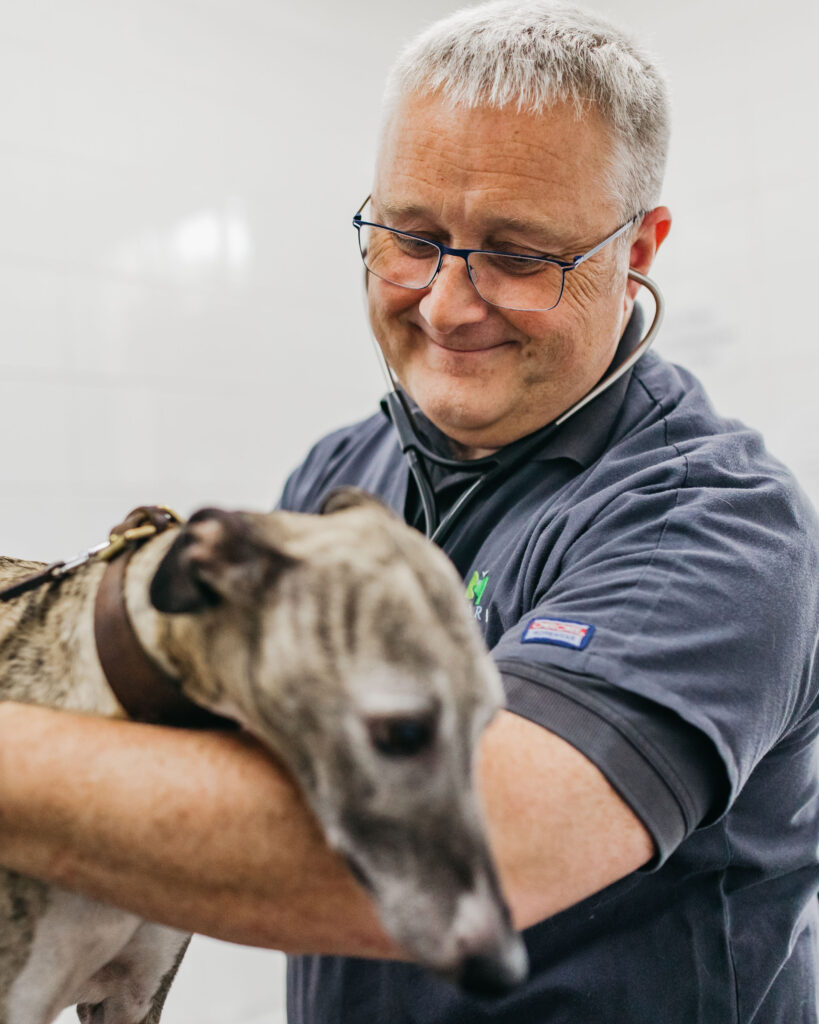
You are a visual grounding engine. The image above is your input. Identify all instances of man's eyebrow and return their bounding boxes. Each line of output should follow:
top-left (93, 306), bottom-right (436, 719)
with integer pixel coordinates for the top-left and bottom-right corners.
top-left (481, 215), bottom-right (578, 252)
top-left (374, 202), bottom-right (578, 253)
top-left (375, 200), bottom-right (432, 221)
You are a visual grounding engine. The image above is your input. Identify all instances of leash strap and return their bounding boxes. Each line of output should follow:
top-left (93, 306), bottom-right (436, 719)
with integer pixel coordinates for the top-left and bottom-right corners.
top-left (0, 505), bottom-right (180, 603)
top-left (0, 561), bottom-right (68, 602)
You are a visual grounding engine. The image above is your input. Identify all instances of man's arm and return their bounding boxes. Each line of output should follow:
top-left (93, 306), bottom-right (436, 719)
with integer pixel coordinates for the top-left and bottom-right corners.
top-left (0, 701), bottom-right (652, 951)
top-left (478, 709), bottom-right (654, 927)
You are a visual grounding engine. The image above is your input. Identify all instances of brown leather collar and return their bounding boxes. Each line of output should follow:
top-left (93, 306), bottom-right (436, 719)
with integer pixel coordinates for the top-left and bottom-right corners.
top-left (93, 510), bottom-right (236, 730)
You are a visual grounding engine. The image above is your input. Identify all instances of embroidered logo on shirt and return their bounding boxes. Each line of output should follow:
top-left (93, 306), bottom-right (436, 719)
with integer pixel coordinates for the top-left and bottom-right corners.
top-left (521, 617), bottom-right (595, 650)
top-left (465, 570), bottom-right (490, 621)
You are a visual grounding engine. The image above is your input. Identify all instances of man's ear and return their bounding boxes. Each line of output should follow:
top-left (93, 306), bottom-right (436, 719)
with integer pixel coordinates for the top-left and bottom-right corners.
top-left (149, 508), bottom-right (297, 614)
top-left (626, 206), bottom-right (672, 304)
top-left (319, 487), bottom-right (392, 516)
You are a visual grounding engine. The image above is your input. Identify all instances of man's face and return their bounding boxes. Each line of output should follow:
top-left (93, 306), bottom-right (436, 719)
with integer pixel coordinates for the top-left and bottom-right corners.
top-left (368, 92), bottom-right (638, 455)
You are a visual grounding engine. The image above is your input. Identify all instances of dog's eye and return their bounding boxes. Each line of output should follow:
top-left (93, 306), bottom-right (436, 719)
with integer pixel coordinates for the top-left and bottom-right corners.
top-left (368, 714), bottom-right (435, 757)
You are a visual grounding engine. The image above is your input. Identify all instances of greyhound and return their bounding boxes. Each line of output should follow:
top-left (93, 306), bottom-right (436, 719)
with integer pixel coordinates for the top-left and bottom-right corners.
top-left (0, 489), bottom-right (527, 1024)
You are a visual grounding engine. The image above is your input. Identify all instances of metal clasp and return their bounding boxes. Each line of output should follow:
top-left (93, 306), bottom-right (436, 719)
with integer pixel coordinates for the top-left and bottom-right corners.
top-left (96, 506), bottom-right (183, 563)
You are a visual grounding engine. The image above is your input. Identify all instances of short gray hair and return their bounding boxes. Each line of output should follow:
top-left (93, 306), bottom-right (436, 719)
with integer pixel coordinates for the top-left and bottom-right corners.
top-left (381, 0), bottom-right (670, 219)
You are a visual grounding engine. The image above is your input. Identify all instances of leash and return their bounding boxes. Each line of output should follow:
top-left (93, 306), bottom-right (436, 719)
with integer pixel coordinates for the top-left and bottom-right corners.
top-left (0, 506), bottom-right (236, 730)
top-left (0, 505), bottom-right (181, 603)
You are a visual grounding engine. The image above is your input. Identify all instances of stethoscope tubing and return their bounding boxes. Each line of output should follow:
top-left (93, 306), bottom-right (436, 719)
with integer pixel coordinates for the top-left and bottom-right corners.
top-left (379, 269), bottom-right (665, 547)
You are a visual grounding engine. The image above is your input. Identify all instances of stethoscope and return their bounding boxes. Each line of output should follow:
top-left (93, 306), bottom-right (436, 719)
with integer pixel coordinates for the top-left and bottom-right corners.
top-left (372, 269), bottom-right (665, 548)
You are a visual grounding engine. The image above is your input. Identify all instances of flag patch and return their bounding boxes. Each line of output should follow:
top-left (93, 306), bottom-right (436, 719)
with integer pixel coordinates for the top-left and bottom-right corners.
top-left (521, 617), bottom-right (594, 650)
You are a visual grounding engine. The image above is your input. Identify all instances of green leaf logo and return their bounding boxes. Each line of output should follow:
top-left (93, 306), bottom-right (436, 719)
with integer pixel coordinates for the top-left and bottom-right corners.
top-left (466, 570), bottom-right (490, 606)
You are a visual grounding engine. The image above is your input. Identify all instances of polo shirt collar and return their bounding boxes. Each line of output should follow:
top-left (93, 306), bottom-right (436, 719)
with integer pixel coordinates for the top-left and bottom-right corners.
top-left (381, 305), bottom-right (644, 470)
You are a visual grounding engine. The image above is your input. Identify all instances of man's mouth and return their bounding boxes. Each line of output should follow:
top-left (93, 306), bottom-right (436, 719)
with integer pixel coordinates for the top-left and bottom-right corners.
top-left (427, 337), bottom-right (513, 355)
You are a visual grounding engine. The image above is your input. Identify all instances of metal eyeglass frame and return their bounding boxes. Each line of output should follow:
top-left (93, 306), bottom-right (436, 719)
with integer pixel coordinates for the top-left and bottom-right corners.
top-left (353, 195), bottom-right (643, 312)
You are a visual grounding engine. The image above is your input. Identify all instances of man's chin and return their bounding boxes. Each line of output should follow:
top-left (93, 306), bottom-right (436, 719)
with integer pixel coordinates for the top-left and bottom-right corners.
top-left (411, 393), bottom-right (518, 457)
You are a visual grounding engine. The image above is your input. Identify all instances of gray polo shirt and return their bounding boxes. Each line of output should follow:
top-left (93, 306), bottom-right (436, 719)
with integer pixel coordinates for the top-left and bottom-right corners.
top-left (279, 312), bottom-right (819, 1023)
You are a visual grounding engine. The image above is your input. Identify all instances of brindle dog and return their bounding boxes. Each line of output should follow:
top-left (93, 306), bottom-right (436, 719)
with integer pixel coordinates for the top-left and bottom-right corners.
top-left (0, 490), bottom-right (526, 1024)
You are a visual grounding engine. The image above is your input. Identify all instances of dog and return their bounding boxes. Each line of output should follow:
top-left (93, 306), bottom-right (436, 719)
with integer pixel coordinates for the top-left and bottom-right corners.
top-left (0, 489), bottom-right (527, 1024)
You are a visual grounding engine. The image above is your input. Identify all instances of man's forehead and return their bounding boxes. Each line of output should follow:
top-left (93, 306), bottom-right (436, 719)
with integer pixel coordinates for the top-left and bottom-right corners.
top-left (378, 90), bottom-right (611, 162)
top-left (373, 92), bottom-right (618, 243)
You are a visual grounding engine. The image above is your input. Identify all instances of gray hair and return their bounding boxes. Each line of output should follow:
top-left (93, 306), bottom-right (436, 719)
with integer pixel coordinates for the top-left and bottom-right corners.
top-left (381, 0), bottom-right (670, 219)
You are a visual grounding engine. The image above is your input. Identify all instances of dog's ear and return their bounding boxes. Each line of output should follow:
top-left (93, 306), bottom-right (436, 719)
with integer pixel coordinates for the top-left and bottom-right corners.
top-left (149, 509), bottom-right (297, 614)
top-left (320, 487), bottom-right (392, 516)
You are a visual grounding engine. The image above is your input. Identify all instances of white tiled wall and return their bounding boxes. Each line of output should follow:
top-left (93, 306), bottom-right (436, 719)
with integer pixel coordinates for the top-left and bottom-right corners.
top-left (10, 0), bottom-right (819, 1021)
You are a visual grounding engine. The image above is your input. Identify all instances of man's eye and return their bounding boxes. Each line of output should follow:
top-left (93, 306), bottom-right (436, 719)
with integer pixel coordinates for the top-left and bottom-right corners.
top-left (484, 253), bottom-right (549, 275)
top-left (392, 234), bottom-right (438, 259)
top-left (367, 715), bottom-right (436, 756)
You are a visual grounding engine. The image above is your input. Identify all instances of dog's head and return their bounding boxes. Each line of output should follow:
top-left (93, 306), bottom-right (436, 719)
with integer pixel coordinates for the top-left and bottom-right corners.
top-left (149, 489), bottom-right (527, 993)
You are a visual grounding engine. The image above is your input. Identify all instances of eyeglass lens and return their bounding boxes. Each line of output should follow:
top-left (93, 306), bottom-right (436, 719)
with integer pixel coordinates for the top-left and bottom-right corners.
top-left (357, 223), bottom-right (564, 312)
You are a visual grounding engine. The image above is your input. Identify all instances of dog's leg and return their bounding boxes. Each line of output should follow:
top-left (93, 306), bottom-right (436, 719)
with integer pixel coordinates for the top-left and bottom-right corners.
top-left (5, 888), bottom-right (143, 1024)
top-left (133, 935), bottom-right (191, 1024)
top-left (74, 923), bottom-right (189, 1024)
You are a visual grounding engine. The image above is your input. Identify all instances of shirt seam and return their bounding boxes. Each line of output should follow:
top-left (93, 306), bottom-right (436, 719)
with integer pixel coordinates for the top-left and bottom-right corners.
top-left (600, 369), bottom-right (692, 640)
top-left (718, 825), bottom-right (742, 1023)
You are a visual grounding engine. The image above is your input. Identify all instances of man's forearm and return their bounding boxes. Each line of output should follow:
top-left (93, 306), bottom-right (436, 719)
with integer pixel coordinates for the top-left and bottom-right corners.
top-left (0, 702), bottom-right (652, 957)
top-left (0, 701), bottom-right (395, 957)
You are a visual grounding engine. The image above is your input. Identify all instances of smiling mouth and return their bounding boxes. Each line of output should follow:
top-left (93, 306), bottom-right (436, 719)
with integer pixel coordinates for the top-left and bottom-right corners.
top-left (428, 338), bottom-right (513, 355)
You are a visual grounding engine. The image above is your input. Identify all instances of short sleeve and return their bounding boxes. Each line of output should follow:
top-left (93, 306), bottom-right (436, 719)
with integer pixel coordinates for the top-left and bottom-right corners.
top-left (492, 460), bottom-right (819, 864)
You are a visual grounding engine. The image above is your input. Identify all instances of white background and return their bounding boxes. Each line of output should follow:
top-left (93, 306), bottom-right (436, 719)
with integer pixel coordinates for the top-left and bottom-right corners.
top-left (1, 0), bottom-right (813, 1022)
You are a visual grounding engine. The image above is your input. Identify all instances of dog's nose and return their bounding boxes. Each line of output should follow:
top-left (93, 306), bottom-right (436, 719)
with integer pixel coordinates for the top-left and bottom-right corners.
top-left (457, 935), bottom-right (529, 996)
top-left (447, 879), bottom-right (528, 994)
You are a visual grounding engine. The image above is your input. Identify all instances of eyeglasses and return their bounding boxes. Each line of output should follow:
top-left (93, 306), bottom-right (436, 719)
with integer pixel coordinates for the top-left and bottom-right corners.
top-left (352, 196), bottom-right (641, 312)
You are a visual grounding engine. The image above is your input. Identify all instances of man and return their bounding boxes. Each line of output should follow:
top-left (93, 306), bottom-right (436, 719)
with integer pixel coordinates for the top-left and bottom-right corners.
top-left (0, 2), bottom-right (817, 1022)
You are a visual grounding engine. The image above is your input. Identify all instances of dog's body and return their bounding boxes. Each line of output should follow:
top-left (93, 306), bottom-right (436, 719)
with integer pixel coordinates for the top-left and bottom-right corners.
top-left (0, 495), bottom-right (526, 1024)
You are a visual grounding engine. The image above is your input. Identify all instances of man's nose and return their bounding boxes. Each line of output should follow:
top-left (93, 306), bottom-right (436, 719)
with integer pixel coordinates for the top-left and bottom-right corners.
top-left (417, 254), bottom-right (490, 334)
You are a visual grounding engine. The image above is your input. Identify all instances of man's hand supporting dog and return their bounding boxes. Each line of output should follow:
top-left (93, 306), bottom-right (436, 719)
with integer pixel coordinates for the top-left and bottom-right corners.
top-left (0, 701), bottom-right (652, 954)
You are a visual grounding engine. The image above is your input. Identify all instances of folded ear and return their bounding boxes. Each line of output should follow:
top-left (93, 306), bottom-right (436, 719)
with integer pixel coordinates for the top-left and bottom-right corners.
top-left (319, 487), bottom-right (392, 516)
top-left (149, 508), bottom-right (297, 614)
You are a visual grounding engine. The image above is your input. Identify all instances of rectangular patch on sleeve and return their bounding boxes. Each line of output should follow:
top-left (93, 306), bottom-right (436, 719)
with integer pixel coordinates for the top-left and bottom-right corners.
top-left (521, 617), bottom-right (595, 650)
